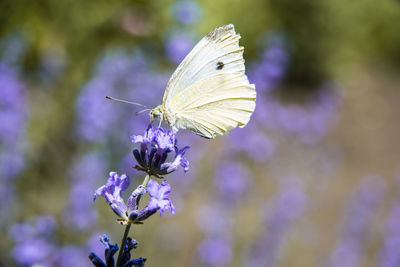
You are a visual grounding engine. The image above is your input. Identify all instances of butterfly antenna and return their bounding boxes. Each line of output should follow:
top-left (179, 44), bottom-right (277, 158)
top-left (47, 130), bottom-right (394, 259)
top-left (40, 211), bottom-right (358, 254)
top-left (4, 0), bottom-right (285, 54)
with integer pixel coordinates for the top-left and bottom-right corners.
top-left (105, 96), bottom-right (148, 108)
top-left (135, 108), bottom-right (151, 116)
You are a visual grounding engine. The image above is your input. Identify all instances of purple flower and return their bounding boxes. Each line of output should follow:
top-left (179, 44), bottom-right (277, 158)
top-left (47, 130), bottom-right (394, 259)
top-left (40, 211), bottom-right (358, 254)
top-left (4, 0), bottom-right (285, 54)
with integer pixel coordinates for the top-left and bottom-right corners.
top-left (94, 172), bottom-right (130, 219)
top-left (0, 62), bottom-right (28, 180)
top-left (247, 176), bottom-right (307, 266)
top-left (228, 125), bottom-right (276, 163)
top-left (379, 204), bottom-right (400, 267)
top-left (9, 215), bottom-right (58, 266)
top-left (215, 161), bottom-right (252, 203)
top-left (129, 179), bottom-right (175, 222)
top-left (147, 179), bottom-right (175, 215)
top-left (56, 246), bottom-right (90, 267)
top-left (247, 35), bottom-right (288, 94)
top-left (94, 172), bottom-right (175, 223)
top-left (12, 238), bottom-right (55, 266)
top-left (131, 125), bottom-right (190, 177)
top-left (197, 238), bottom-right (232, 266)
top-left (88, 235), bottom-right (146, 267)
top-left (76, 50), bottom-right (168, 143)
top-left (165, 31), bottom-right (195, 64)
top-left (64, 152), bottom-right (106, 230)
top-left (171, 1), bottom-right (203, 25)
top-left (35, 215), bottom-right (57, 237)
top-left (328, 175), bottom-right (385, 267)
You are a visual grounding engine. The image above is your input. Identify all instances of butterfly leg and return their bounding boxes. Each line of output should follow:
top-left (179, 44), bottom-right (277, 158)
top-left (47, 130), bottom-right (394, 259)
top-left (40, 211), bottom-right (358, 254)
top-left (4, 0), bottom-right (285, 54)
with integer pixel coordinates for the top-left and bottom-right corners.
top-left (172, 126), bottom-right (179, 146)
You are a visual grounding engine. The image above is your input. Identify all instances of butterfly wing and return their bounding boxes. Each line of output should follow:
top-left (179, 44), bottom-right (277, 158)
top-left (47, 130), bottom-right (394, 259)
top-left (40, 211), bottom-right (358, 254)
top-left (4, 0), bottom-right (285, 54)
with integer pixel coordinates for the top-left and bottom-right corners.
top-left (168, 73), bottom-right (256, 138)
top-left (162, 24), bottom-right (256, 138)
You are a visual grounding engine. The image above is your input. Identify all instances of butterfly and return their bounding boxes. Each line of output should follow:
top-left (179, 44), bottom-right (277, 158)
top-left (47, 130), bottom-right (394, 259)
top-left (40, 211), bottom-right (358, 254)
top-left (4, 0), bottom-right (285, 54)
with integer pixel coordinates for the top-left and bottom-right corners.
top-left (108, 24), bottom-right (256, 139)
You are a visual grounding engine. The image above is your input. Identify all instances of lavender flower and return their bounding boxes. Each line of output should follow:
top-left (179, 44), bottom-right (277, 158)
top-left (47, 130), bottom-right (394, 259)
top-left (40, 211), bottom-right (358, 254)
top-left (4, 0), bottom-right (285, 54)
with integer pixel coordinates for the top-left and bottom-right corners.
top-left (164, 31), bottom-right (195, 64)
top-left (94, 173), bottom-right (175, 224)
top-left (89, 235), bottom-right (146, 267)
top-left (379, 204), bottom-right (400, 267)
top-left (328, 175), bottom-right (385, 267)
top-left (94, 172), bottom-right (131, 220)
top-left (247, 176), bottom-right (307, 267)
top-left (64, 152), bottom-right (107, 230)
top-left (0, 62), bottom-right (28, 180)
top-left (76, 50), bottom-right (167, 143)
top-left (197, 237), bottom-right (232, 267)
top-left (144, 179), bottom-right (175, 216)
top-left (247, 35), bottom-right (288, 94)
top-left (12, 238), bottom-right (55, 266)
top-left (171, 0), bottom-right (203, 25)
top-left (56, 246), bottom-right (91, 267)
top-left (9, 215), bottom-right (57, 266)
top-left (214, 161), bottom-right (252, 204)
top-left (131, 125), bottom-right (189, 177)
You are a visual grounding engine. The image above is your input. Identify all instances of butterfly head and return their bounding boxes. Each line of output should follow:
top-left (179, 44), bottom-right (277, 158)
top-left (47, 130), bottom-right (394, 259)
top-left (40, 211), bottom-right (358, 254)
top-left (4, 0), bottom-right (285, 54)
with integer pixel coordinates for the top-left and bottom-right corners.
top-left (150, 105), bottom-right (164, 121)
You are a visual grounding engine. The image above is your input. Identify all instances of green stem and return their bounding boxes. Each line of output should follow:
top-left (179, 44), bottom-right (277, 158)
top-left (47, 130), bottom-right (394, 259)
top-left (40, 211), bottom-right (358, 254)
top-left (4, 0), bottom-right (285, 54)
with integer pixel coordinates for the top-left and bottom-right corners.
top-left (116, 222), bottom-right (131, 267)
top-left (116, 174), bottom-right (151, 266)
top-left (136, 174), bottom-right (151, 208)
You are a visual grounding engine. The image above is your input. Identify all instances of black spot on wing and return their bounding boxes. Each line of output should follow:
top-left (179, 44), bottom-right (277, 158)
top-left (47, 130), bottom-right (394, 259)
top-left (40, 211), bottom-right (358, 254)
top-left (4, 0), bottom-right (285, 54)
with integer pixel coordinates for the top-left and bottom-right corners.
top-left (216, 61), bottom-right (224, 70)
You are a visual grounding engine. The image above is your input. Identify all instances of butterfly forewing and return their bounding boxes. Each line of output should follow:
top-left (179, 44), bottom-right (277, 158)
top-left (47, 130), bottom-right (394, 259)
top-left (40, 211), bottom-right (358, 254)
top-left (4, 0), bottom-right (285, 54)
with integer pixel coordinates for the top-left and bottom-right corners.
top-left (161, 24), bottom-right (256, 138)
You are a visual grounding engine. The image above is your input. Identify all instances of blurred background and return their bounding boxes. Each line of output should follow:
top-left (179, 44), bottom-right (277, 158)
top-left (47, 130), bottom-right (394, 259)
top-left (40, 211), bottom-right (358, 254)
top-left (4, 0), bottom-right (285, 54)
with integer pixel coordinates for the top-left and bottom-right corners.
top-left (1, 0), bottom-right (400, 266)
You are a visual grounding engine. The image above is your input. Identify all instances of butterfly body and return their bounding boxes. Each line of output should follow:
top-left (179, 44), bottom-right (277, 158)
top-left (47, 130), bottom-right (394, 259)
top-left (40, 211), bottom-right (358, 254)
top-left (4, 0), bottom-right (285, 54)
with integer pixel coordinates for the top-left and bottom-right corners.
top-left (151, 24), bottom-right (256, 139)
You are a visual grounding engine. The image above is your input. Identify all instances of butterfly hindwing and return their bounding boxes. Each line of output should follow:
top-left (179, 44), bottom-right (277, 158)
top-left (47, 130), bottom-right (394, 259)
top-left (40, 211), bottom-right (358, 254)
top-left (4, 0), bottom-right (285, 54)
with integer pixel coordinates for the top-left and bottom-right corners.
top-left (168, 73), bottom-right (256, 138)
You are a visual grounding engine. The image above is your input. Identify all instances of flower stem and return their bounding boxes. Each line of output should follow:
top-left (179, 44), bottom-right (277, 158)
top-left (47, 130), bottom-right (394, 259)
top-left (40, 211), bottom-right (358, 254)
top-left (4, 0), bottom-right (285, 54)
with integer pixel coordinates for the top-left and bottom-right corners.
top-left (136, 174), bottom-right (151, 208)
top-left (116, 222), bottom-right (131, 267)
top-left (116, 174), bottom-right (150, 266)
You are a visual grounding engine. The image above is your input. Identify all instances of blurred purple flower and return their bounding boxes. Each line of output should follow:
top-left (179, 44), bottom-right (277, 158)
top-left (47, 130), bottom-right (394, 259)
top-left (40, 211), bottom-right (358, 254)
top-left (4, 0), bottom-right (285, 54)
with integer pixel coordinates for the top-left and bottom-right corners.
top-left (171, 1), bottom-right (202, 25)
top-left (196, 204), bottom-right (233, 236)
top-left (328, 175), bottom-right (385, 267)
top-left (9, 215), bottom-right (57, 266)
top-left (228, 125), bottom-right (277, 162)
top-left (165, 31), bottom-right (195, 64)
top-left (56, 245), bottom-right (90, 267)
top-left (0, 62), bottom-right (28, 180)
top-left (379, 204), bottom-right (400, 267)
top-left (12, 238), bottom-right (55, 266)
top-left (131, 125), bottom-right (190, 176)
top-left (248, 35), bottom-right (288, 94)
top-left (64, 152), bottom-right (107, 230)
top-left (76, 50), bottom-right (168, 143)
top-left (0, 180), bottom-right (15, 225)
top-left (215, 161), bottom-right (252, 203)
top-left (34, 215), bottom-right (57, 237)
top-left (247, 176), bottom-right (307, 266)
top-left (197, 238), bottom-right (232, 267)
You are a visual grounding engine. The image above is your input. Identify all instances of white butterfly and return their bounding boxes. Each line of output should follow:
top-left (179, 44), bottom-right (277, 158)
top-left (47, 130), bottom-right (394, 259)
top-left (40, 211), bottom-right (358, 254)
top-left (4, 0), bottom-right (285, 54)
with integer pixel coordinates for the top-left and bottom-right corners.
top-left (108, 24), bottom-right (256, 139)
top-left (150, 24), bottom-right (256, 139)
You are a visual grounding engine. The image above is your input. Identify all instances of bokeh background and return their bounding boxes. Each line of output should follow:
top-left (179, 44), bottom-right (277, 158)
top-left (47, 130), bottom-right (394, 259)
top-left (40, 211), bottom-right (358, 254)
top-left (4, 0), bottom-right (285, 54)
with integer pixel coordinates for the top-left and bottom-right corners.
top-left (1, 0), bottom-right (400, 266)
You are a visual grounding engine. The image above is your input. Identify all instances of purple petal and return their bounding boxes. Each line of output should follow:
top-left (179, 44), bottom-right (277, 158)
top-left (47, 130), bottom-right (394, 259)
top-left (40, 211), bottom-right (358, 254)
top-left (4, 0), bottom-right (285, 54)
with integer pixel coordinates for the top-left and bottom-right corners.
top-left (147, 179), bottom-right (159, 197)
top-left (158, 180), bottom-right (171, 199)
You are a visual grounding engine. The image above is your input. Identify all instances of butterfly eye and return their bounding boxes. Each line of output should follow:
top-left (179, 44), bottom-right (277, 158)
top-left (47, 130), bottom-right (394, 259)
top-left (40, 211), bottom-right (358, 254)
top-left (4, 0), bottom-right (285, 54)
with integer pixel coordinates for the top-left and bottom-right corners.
top-left (216, 61), bottom-right (224, 70)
